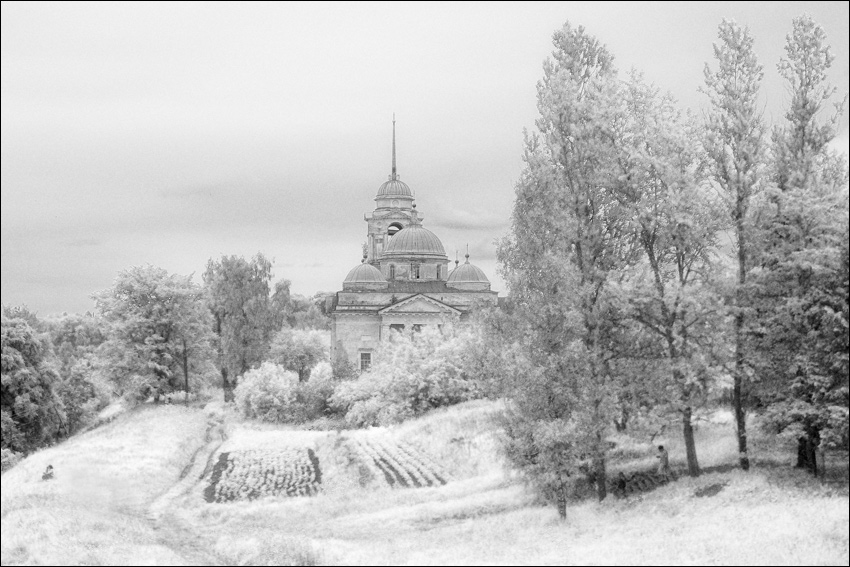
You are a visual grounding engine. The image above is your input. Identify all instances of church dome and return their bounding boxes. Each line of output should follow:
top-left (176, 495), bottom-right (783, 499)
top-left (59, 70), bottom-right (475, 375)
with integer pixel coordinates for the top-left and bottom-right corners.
top-left (376, 177), bottom-right (413, 198)
top-left (447, 255), bottom-right (490, 284)
top-left (382, 226), bottom-right (447, 259)
top-left (344, 261), bottom-right (386, 284)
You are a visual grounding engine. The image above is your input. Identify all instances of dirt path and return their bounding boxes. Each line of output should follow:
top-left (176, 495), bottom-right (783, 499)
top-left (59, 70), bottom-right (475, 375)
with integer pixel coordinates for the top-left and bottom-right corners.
top-left (145, 419), bottom-right (228, 565)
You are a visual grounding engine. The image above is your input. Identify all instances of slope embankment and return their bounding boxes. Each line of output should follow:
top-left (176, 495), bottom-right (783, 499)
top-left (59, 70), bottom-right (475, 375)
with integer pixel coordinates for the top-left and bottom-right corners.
top-left (1, 404), bottom-right (211, 565)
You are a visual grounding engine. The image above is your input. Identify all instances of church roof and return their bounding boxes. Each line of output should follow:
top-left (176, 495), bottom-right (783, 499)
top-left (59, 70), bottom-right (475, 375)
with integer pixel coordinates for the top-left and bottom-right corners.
top-left (377, 177), bottom-right (413, 197)
top-left (382, 226), bottom-right (447, 259)
top-left (344, 261), bottom-right (386, 284)
top-left (447, 254), bottom-right (490, 284)
top-left (376, 115), bottom-right (414, 198)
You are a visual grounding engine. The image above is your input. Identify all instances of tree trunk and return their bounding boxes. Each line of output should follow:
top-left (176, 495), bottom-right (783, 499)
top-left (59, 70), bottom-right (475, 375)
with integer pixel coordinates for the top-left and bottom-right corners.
top-left (733, 313), bottom-right (749, 471)
top-left (182, 339), bottom-right (190, 406)
top-left (796, 437), bottom-right (807, 468)
top-left (682, 406), bottom-right (700, 477)
top-left (556, 484), bottom-right (567, 520)
top-left (802, 431), bottom-right (818, 476)
top-left (734, 204), bottom-right (750, 472)
top-left (594, 452), bottom-right (607, 501)
top-left (221, 367), bottom-right (234, 403)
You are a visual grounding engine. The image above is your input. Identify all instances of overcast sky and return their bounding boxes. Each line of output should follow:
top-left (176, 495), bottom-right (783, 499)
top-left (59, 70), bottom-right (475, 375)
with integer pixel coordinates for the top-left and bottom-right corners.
top-left (2, 1), bottom-right (848, 316)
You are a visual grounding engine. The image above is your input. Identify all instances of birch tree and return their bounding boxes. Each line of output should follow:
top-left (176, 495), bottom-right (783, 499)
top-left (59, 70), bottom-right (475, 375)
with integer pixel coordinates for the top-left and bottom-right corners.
top-left (615, 74), bottom-right (724, 477)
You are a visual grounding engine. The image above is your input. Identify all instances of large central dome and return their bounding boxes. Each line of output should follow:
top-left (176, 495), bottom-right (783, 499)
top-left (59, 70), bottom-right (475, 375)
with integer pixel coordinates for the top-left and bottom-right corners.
top-left (382, 226), bottom-right (447, 259)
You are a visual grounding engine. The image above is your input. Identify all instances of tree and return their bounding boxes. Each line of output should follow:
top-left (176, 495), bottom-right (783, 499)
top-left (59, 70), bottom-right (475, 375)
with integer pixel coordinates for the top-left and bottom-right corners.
top-left (43, 312), bottom-right (109, 432)
top-left (204, 254), bottom-right (276, 402)
top-left (498, 22), bottom-right (635, 516)
top-left (701, 19), bottom-right (767, 471)
top-left (94, 265), bottom-right (215, 403)
top-left (1, 316), bottom-right (66, 452)
top-left (267, 328), bottom-right (328, 382)
top-left (613, 73), bottom-right (725, 477)
top-left (750, 15), bottom-right (849, 475)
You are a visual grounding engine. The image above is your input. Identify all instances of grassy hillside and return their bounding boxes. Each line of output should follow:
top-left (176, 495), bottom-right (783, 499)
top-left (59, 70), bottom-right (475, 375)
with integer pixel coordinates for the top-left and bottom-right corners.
top-left (1, 405), bottom-right (209, 565)
top-left (2, 400), bottom-right (848, 565)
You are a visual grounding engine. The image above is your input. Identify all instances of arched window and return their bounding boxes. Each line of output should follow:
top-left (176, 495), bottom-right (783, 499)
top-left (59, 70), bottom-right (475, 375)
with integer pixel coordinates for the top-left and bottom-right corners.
top-left (411, 263), bottom-right (420, 279)
top-left (387, 223), bottom-right (403, 237)
top-left (389, 264), bottom-right (395, 280)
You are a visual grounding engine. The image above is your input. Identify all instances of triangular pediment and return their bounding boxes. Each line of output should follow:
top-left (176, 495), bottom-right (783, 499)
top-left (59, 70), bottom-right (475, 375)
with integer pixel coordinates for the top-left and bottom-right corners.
top-left (378, 294), bottom-right (461, 315)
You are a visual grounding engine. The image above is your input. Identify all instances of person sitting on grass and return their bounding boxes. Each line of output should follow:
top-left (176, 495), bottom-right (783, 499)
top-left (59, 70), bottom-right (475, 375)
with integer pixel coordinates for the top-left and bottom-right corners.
top-left (42, 464), bottom-right (54, 481)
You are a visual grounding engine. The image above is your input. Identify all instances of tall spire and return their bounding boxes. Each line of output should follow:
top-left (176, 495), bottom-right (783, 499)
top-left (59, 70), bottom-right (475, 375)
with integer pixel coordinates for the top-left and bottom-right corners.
top-left (391, 113), bottom-right (397, 180)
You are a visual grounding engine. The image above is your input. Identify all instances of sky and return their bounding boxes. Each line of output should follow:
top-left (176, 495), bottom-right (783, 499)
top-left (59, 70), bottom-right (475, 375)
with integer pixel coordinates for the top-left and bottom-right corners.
top-left (2, 1), bottom-right (848, 316)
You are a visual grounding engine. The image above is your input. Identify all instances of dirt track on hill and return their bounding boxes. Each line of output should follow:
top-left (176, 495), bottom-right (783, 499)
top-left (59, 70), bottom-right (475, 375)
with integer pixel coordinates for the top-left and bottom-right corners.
top-left (145, 419), bottom-right (228, 565)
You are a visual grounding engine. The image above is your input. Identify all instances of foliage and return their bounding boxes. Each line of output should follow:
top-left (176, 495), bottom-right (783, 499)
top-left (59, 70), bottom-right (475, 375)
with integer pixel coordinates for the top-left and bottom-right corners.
top-left (330, 345), bottom-right (358, 381)
top-left (267, 328), bottom-right (328, 381)
top-left (233, 362), bottom-right (301, 423)
top-left (0, 447), bottom-right (22, 473)
top-left (701, 19), bottom-right (767, 471)
top-left (297, 361), bottom-right (336, 419)
top-left (748, 16), bottom-right (849, 471)
top-left (330, 327), bottom-right (483, 427)
top-left (41, 313), bottom-right (110, 433)
top-left (611, 72), bottom-right (726, 476)
top-left (204, 254), bottom-right (277, 401)
top-left (93, 265), bottom-right (216, 403)
top-left (496, 21), bottom-right (635, 513)
top-left (1, 316), bottom-right (66, 452)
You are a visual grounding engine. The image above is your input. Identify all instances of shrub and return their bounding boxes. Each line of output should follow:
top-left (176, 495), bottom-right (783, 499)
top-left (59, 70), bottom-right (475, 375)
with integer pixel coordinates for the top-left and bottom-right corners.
top-left (1, 447), bottom-right (22, 473)
top-left (298, 362), bottom-right (336, 419)
top-left (234, 363), bottom-right (300, 423)
top-left (330, 327), bottom-right (483, 427)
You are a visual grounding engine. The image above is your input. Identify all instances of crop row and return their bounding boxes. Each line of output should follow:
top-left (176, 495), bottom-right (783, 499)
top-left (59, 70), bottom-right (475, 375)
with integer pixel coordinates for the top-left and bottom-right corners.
top-left (352, 437), bottom-right (448, 489)
top-left (204, 448), bottom-right (322, 503)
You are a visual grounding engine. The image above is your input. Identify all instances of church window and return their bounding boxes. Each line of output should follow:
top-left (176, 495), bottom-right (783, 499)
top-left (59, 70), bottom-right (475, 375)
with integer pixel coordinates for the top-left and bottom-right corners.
top-left (360, 352), bottom-right (372, 372)
top-left (388, 223), bottom-right (402, 236)
top-left (389, 264), bottom-right (395, 279)
top-left (436, 264), bottom-right (442, 280)
top-left (411, 263), bottom-right (420, 279)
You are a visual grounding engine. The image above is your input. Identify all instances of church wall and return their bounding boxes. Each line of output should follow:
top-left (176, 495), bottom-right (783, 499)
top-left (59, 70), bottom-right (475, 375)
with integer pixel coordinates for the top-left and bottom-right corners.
top-left (332, 314), bottom-right (382, 366)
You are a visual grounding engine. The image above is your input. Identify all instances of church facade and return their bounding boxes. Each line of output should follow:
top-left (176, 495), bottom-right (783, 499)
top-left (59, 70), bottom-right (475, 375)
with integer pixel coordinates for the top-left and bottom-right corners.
top-left (329, 122), bottom-right (498, 371)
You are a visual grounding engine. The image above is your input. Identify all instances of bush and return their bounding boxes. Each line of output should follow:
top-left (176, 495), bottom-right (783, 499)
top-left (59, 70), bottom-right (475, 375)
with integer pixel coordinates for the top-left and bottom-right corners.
top-left (297, 362), bottom-right (336, 419)
top-left (1, 447), bottom-right (22, 473)
top-left (330, 327), bottom-right (483, 427)
top-left (234, 363), bottom-right (300, 423)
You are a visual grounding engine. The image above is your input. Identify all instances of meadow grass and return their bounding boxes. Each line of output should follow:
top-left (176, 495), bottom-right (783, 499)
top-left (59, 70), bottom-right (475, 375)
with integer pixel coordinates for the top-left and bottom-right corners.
top-left (1, 405), bottom-right (208, 565)
top-left (2, 400), bottom-right (848, 565)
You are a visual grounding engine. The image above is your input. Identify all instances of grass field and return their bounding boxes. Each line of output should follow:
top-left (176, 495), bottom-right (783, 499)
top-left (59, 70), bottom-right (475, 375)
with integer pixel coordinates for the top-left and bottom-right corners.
top-left (2, 400), bottom-right (848, 565)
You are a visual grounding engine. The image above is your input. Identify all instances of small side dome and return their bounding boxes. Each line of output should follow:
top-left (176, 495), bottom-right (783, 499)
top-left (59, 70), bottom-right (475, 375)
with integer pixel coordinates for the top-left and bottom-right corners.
top-left (447, 254), bottom-right (490, 290)
top-left (382, 226), bottom-right (447, 259)
top-left (344, 262), bottom-right (386, 283)
top-left (377, 177), bottom-right (413, 197)
top-left (343, 261), bottom-right (388, 290)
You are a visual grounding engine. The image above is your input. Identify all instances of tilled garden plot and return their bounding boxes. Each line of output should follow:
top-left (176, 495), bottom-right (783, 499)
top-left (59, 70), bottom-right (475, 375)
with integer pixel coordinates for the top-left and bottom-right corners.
top-left (204, 447), bottom-right (321, 503)
top-left (352, 437), bottom-right (449, 488)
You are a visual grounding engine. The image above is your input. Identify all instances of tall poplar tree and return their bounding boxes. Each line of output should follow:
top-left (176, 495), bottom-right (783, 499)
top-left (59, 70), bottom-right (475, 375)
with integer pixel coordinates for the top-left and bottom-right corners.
top-left (702, 20), bottom-right (767, 471)
top-left (751, 15), bottom-right (848, 475)
top-left (498, 22), bottom-right (633, 516)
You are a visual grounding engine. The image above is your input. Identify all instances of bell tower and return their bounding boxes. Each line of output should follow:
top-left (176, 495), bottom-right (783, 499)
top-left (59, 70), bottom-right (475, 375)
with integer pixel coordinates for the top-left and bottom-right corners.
top-left (364, 116), bottom-right (421, 264)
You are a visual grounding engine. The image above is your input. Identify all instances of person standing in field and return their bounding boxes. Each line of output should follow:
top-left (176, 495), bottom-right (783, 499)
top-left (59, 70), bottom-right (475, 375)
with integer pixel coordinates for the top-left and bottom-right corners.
top-left (656, 445), bottom-right (670, 476)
